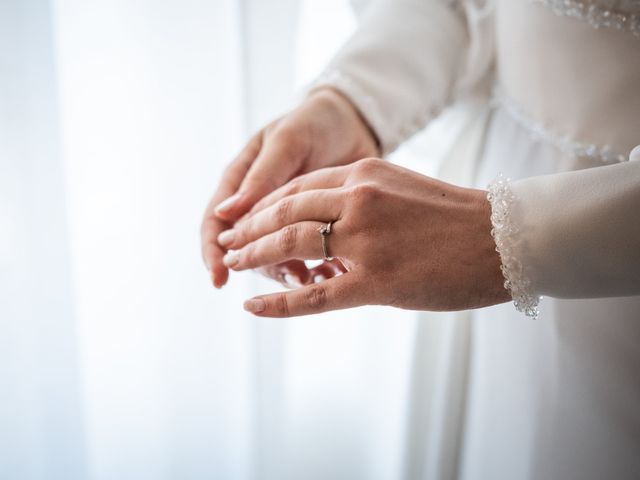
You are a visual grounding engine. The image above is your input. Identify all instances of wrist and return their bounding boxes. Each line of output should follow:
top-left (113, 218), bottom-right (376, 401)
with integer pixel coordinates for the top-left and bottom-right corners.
top-left (309, 87), bottom-right (381, 158)
top-left (472, 189), bottom-right (512, 307)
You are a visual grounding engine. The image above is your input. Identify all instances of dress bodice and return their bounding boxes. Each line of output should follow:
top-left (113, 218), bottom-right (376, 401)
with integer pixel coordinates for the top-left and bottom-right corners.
top-left (533, 0), bottom-right (640, 26)
top-left (529, 0), bottom-right (640, 45)
top-left (495, 0), bottom-right (640, 159)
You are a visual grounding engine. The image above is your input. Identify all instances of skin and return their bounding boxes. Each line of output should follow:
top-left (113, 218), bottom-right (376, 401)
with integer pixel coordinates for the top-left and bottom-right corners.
top-left (200, 87), bottom-right (379, 288)
top-left (201, 89), bottom-right (509, 317)
top-left (217, 159), bottom-right (510, 317)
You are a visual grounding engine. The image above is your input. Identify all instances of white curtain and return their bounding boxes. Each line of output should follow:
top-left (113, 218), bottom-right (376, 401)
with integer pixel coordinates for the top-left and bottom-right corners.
top-left (0, 0), bottom-right (440, 479)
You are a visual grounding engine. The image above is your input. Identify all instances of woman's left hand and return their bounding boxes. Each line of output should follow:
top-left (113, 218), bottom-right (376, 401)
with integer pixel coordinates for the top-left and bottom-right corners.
top-left (218, 158), bottom-right (510, 317)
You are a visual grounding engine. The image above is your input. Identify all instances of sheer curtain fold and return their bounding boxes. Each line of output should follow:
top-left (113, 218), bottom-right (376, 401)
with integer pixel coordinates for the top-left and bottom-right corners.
top-left (1, 1), bottom-right (429, 479)
top-left (0, 1), bottom-right (86, 479)
top-left (2, 0), bottom-right (256, 478)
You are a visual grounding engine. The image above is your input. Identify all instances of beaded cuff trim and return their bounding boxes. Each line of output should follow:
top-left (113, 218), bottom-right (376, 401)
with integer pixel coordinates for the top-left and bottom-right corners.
top-left (531, 0), bottom-right (640, 38)
top-left (487, 175), bottom-right (541, 319)
top-left (493, 88), bottom-right (628, 164)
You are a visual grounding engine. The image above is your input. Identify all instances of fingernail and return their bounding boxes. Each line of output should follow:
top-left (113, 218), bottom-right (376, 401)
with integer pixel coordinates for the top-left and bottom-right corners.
top-left (223, 251), bottom-right (239, 267)
top-left (215, 193), bottom-right (242, 214)
top-left (284, 273), bottom-right (302, 288)
top-left (313, 274), bottom-right (326, 283)
top-left (218, 229), bottom-right (236, 247)
top-left (244, 298), bottom-right (266, 313)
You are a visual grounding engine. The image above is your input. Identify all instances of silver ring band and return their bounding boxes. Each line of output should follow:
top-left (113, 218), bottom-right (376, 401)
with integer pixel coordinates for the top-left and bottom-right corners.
top-left (317, 221), bottom-right (334, 261)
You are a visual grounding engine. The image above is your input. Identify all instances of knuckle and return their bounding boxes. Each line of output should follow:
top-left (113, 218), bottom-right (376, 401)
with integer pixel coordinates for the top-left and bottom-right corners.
top-left (275, 198), bottom-right (293, 224)
top-left (286, 177), bottom-right (303, 195)
top-left (242, 246), bottom-right (255, 266)
top-left (274, 124), bottom-right (306, 153)
top-left (305, 286), bottom-right (327, 309)
top-left (352, 157), bottom-right (384, 176)
top-left (232, 228), bottom-right (245, 247)
top-left (237, 221), bottom-right (256, 245)
top-left (347, 183), bottom-right (380, 206)
top-left (279, 224), bottom-right (298, 255)
top-left (264, 122), bottom-right (308, 173)
top-left (274, 293), bottom-right (290, 316)
top-left (273, 123), bottom-right (296, 141)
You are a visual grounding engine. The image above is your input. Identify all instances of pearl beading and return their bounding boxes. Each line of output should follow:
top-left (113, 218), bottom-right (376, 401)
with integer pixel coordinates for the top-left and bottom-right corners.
top-left (487, 175), bottom-right (541, 320)
top-left (493, 87), bottom-right (629, 164)
top-left (531, 0), bottom-right (640, 38)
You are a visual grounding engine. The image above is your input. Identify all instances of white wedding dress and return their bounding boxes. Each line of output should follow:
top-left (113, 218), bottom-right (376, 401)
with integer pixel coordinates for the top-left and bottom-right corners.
top-left (313, 1), bottom-right (640, 478)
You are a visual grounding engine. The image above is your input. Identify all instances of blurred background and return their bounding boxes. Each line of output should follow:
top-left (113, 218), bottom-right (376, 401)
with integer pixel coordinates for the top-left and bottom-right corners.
top-left (0, 0), bottom-right (459, 478)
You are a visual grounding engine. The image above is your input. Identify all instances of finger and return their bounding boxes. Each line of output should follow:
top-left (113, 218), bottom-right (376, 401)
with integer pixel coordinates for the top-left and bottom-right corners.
top-left (201, 133), bottom-right (262, 287)
top-left (256, 267), bottom-right (299, 288)
top-left (223, 220), bottom-right (343, 271)
top-left (202, 237), bottom-right (230, 288)
top-left (308, 259), bottom-right (346, 282)
top-left (256, 260), bottom-right (312, 287)
top-left (331, 258), bottom-right (349, 273)
top-left (308, 262), bottom-right (339, 283)
top-left (282, 260), bottom-right (313, 286)
top-left (243, 272), bottom-right (368, 317)
top-left (247, 165), bottom-right (350, 217)
top-left (219, 189), bottom-right (344, 250)
top-left (203, 132), bottom-right (263, 224)
top-left (215, 126), bottom-right (307, 221)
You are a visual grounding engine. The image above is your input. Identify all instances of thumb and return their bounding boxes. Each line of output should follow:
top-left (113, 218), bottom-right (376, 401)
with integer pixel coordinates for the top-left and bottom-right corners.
top-left (215, 127), bottom-right (307, 221)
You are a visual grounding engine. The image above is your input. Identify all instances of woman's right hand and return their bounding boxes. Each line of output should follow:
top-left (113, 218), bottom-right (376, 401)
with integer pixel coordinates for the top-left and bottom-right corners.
top-left (201, 87), bottom-right (380, 288)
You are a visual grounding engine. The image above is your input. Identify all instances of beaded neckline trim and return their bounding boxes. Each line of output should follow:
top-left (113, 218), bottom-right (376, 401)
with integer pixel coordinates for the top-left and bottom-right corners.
top-left (531, 0), bottom-right (640, 38)
top-left (492, 87), bottom-right (629, 164)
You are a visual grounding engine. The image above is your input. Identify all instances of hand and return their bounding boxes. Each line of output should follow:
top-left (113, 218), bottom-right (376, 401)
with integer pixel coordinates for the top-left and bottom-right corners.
top-left (218, 158), bottom-right (511, 317)
top-left (201, 88), bottom-right (379, 288)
